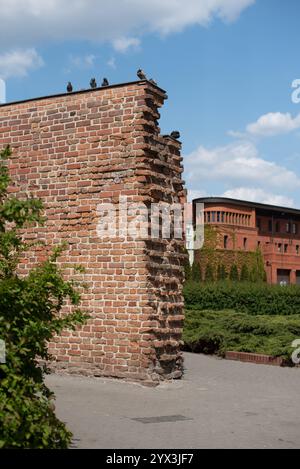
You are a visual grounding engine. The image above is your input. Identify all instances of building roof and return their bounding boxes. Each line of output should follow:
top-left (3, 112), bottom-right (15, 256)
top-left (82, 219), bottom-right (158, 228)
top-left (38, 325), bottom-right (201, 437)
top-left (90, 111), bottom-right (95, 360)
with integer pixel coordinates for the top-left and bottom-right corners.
top-left (193, 197), bottom-right (300, 218)
top-left (0, 80), bottom-right (166, 108)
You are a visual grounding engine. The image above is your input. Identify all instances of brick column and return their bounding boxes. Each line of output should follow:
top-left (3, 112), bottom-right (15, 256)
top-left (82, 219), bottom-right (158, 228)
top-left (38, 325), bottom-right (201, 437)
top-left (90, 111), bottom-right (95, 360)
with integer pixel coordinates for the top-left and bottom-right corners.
top-left (0, 81), bottom-right (186, 385)
top-left (290, 270), bottom-right (296, 285)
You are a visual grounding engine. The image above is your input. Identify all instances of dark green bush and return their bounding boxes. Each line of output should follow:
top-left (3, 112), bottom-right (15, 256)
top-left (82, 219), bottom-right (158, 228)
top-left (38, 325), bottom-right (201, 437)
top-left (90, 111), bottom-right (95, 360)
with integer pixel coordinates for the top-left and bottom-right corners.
top-left (184, 257), bottom-right (192, 282)
top-left (240, 264), bottom-right (249, 282)
top-left (250, 250), bottom-right (267, 282)
top-left (204, 263), bottom-right (214, 282)
top-left (191, 262), bottom-right (201, 282)
top-left (183, 309), bottom-right (299, 360)
top-left (0, 146), bottom-right (88, 448)
top-left (229, 264), bottom-right (239, 281)
top-left (184, 280), bottom-right (300, 316)
top-left (217, 263), bottom-right (227, 281)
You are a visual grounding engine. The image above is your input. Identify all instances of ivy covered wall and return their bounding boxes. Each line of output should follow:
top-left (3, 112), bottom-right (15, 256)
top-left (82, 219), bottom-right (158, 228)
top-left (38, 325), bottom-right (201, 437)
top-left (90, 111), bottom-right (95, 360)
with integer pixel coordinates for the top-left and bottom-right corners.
top-left (191, 225), bottom-right (266, 282)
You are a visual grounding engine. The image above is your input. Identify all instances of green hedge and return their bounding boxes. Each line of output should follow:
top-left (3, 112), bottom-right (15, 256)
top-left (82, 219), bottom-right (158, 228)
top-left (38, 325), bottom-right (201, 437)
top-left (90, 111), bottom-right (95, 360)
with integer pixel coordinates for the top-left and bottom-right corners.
top-left (184, 281), bottom-right (300, 315)
top-left (183, 309), bottom-right (300, 360)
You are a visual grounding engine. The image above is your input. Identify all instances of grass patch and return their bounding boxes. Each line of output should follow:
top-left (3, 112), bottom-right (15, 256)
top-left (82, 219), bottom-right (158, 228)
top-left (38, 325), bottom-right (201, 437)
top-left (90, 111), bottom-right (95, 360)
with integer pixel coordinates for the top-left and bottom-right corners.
top-left (183, 309), bottom-right (300, 362)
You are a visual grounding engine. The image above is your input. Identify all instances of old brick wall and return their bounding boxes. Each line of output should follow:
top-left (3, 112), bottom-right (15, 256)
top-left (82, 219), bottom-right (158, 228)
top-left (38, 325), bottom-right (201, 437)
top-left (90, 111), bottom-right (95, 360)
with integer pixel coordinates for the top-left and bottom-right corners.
top-left (0, 81), bottom-right (186, 385)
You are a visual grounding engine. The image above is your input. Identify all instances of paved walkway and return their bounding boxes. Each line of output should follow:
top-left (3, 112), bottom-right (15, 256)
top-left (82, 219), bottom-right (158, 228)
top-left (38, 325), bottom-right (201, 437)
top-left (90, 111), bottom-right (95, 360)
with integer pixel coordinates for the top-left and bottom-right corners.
top-left (46, 353), bottom-right (300, 449)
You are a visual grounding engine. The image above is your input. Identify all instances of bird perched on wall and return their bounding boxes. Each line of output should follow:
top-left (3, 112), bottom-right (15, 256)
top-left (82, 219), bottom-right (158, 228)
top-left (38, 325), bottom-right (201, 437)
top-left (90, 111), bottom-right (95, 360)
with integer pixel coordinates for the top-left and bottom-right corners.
top-left (67, 82), bottom-right (73, 93)
top-left (149, 78), bottom-right (157, 86)
top-left (102, 78), bottom-right (109, 87)
top-left (90, 78), bottom-right (97, 89)
top-left (170, 131), bottom-right (181, 140)
top-left (137, 69), bottom-right (147, 80)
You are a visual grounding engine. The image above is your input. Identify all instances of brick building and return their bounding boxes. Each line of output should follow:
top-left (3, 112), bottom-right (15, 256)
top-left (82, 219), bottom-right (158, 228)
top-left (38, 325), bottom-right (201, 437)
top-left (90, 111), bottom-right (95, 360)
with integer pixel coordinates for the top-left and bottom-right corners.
top-left (193, 197), bottom-right (300, 284)
top-left (0, 80), bottom-right (186, 385)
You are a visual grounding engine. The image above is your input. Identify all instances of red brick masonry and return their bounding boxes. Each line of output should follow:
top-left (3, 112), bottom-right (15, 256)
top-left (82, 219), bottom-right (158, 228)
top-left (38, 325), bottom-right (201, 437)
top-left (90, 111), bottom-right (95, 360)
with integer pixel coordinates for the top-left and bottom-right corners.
top-left (226, 351), bottom-right (284, 366)
top-left (194, 197), bottom-right (300, 284)
top-left (0, 81), bottom-right (186, 385)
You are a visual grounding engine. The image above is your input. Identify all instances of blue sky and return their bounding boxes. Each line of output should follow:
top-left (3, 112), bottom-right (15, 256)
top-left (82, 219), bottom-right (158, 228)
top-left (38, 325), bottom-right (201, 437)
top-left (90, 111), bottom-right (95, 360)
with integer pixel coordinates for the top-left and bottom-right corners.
top-left (1, 0), bottom-right (300, 207)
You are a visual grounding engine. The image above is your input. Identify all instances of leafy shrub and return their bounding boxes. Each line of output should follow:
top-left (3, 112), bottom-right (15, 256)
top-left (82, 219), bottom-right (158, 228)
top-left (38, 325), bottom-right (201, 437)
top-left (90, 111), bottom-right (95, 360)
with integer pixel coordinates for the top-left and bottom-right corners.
top-left (204, 263), bottom-right (214, 282)
top-left (184, 280), bottom-right (300, 316)
top-left (240, 264), bottom-right (249, 282)
top-left (229, 264), bottom-right (239, 281)
top-left (250, 249), bottom-right (267, 282)
top-left (0, 146), bottom-right (88, 448)
top-left (191, 262), bottom-right (202, 282)
top-left (184, 256), bottom-right (192, 282)
top-left (183, 309), bottom-right (299, 360)
top-left (217, 263), bottom-right (227, 281)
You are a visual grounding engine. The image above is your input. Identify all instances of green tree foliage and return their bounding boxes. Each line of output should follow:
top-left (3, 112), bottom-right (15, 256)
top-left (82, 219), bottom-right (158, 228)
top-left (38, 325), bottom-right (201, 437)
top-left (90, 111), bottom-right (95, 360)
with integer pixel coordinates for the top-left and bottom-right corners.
top-left (240, 264), bottom-right (249, 282)
top-left (196, 225), bottom-right (267, 284)
top-left (248, 249), bottom-right (266, 283)
top-left (191, 262), bottom-right (202, 282)
top-left (229, 264), bottom-right (239, 282)
top-left (255, 249), bottom-right (267, 282)
top-left (250, 265), bottom-right (258, 283)
top-left (205, 263), bottom-right (214, 282)
top-left (217, 263), bottom-right (227, 281)
top-left (0, 146), bottom-right (88, 449)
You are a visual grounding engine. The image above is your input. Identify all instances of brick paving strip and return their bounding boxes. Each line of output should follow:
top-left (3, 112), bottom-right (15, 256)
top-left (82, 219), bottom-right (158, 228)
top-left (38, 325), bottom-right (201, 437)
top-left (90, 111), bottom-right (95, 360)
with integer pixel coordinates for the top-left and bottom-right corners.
top-left (225, 351), bottom-right (284, 366)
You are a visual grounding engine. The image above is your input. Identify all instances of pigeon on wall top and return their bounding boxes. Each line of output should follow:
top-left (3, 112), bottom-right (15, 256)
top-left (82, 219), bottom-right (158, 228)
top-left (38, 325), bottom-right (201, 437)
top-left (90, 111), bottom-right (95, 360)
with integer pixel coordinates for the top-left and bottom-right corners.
top-left (102, 78), bottom-right (109, 87)
top-left (67, 82), bottom-right (73, 93)
top-left (90, 78), bottom-right (97, 89)
top-left (170, 131), bottom-right (181, 140)
top-left (137, 69), bottom-right (147, 80)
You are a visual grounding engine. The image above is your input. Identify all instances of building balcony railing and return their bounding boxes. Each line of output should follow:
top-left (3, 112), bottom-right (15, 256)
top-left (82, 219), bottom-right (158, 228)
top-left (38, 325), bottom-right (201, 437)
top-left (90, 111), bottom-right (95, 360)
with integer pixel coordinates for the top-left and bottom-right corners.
top-left (204, 211), bottom-right (252, 228)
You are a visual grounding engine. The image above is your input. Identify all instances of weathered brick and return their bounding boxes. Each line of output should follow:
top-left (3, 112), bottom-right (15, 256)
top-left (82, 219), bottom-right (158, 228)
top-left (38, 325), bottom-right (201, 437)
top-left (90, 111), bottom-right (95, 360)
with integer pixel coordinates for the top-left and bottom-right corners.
top-left (0, 81), bottom-right (186, 385)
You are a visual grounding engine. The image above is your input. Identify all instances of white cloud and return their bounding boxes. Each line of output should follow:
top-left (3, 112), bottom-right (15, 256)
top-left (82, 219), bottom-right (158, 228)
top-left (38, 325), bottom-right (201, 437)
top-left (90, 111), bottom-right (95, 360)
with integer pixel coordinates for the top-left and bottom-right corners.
top-left (187, 189), bottom-right (208, 202)
top-left (246, 112), bottom-right (300, 137)
top-left (227, 130), bottom-right (246, 138)
top-left (112, 37), bottom-right (141, 53)
top-left (0, 1), bottom-right (255, 50)
top-left (222, 187), bottom-right (295, 207)
top-left (185, 140), bottom-right (300, 190)
top-left (69, 54), bottom-right (96, 69)
top-left (230, 112), bottom-right (300, 139)
top-left (107, 57), bottom-right (116, 69)
top-left (0, 48), bottom-right (43, 79)
top-left (0, 78), bottom-right (5, 103)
